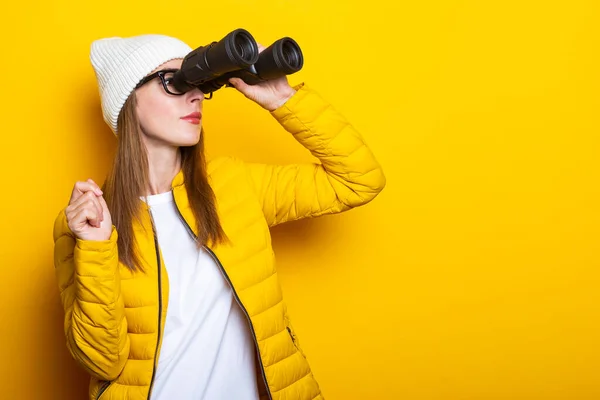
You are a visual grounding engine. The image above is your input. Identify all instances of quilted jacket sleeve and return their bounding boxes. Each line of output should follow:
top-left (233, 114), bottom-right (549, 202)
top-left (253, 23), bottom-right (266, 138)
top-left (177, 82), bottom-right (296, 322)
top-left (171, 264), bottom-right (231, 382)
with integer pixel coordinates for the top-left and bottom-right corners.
top-left (53, 209), bottom-right (130, 381)
top-left (245, 83), bottom-right (386, 227)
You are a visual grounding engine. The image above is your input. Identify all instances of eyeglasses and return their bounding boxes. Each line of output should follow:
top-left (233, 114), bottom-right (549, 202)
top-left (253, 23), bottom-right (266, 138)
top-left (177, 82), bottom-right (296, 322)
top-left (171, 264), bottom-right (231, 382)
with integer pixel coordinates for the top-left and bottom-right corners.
top-left (134, 68), bottom-right (185, 96)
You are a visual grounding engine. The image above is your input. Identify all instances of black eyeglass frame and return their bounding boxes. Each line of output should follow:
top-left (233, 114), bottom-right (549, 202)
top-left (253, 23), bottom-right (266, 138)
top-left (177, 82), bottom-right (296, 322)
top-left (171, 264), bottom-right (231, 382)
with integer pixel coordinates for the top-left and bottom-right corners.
top-left (134, 68), bottom-right (185, 96)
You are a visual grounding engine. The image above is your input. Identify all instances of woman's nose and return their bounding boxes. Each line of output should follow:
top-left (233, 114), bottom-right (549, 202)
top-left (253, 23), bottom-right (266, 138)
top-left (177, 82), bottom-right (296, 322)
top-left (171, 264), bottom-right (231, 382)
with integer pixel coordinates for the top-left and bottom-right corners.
top-left (187, 87), bottom-right (204, 103)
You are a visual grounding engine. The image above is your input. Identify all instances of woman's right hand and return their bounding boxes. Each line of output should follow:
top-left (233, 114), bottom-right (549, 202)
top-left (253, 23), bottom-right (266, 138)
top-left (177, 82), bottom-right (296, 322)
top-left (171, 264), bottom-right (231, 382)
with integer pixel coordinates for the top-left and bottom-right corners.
top-left (66, 179), bottom-right (113, 241)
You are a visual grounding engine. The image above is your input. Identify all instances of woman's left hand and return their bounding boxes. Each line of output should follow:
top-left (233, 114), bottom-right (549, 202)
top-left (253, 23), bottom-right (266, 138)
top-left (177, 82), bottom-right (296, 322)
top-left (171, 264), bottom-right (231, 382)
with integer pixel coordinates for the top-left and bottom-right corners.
top-left (228, 44), bottom-right (297, 111)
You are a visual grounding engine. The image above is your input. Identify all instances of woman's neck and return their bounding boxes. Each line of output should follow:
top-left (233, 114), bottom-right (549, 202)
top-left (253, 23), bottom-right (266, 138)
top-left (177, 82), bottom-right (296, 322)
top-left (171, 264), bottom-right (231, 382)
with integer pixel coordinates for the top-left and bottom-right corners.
top-left (145, 143), bottom-right (181, 195)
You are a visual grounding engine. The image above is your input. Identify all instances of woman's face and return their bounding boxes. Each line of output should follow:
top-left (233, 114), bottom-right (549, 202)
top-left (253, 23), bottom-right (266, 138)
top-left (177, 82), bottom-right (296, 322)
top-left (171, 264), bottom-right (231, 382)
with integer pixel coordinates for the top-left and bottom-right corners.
top-left (135, 59), bottom-right (204, 148)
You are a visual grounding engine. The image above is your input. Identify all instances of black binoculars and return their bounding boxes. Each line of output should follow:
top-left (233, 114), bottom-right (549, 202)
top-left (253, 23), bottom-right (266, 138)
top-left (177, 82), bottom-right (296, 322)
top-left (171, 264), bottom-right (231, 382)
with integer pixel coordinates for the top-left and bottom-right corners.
top-left (172, 29), bottom-right (304, 97)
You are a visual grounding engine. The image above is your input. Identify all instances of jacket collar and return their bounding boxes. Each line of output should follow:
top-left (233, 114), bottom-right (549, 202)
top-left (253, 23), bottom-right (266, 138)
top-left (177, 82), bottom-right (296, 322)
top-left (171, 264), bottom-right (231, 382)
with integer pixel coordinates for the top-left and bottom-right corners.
top-left (170, 168), bottom-right (185, 188)
top-left (138, 168), bottom-right (186, 212)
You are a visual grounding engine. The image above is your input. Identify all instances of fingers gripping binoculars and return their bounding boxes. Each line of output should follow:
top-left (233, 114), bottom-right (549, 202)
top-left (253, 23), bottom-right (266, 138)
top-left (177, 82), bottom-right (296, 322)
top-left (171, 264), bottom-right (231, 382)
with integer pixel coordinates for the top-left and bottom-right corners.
top-left (172, 29), bottom-right (304, 97)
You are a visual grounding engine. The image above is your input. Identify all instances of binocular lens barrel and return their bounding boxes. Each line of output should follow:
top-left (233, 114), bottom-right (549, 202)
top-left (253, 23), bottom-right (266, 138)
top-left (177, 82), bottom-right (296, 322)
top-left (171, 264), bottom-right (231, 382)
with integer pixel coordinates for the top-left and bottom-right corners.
top-left (213, 29), bottom-right (259, 68)
top-left (172, 29), bottom-right (259, 92)
top-left (254, 37), bottom-right (303, 80)
top-left (172, 30), bottom-right (303, 95)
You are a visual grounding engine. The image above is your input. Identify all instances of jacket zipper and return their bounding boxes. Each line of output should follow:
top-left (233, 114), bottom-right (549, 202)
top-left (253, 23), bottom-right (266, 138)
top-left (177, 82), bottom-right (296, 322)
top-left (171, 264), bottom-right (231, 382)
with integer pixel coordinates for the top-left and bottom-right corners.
top-left (146, 210), bottom-right (163, 400)
top-left (203, 246), bottom-right (273, 400)
top-left (96, 381), bottom-right (111, 399)
top-left (172, 196), bottom-right (273, 400)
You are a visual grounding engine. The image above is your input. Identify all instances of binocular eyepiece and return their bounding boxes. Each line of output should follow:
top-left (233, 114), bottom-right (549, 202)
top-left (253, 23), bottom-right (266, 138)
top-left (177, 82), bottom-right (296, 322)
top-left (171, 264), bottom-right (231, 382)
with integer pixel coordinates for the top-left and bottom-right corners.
top-left (171, 29), bottom-right (304, 96)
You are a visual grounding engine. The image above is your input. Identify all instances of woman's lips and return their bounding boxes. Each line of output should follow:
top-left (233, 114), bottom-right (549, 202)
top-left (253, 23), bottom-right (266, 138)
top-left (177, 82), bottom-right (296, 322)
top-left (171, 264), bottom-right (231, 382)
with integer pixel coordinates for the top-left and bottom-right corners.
top-left (181, 112), bottom-right (201, 125)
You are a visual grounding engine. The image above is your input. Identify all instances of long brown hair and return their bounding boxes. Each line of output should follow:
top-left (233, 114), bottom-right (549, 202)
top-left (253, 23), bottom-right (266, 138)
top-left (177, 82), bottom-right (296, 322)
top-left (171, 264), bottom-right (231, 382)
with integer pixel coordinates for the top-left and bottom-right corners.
top-left (103, 92), bottom-right (227, 272)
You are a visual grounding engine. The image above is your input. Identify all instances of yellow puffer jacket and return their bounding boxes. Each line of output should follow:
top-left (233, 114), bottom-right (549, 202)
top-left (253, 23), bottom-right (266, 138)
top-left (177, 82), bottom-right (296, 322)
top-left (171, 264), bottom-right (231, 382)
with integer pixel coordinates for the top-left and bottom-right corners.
top-left (53, 83), bottom-right (386, 400)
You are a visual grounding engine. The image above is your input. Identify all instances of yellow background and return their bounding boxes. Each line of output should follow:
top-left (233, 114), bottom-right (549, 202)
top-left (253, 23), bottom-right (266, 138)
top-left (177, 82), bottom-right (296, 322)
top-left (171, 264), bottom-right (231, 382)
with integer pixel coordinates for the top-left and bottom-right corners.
top-left (1, 0), bottom-right (599, 399)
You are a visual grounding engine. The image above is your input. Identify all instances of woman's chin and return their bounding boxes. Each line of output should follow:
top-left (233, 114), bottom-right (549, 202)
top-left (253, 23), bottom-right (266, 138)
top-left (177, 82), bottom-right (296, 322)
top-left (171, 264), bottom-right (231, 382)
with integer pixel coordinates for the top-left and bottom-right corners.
top-left (173, 129), bottom-right (202, 147)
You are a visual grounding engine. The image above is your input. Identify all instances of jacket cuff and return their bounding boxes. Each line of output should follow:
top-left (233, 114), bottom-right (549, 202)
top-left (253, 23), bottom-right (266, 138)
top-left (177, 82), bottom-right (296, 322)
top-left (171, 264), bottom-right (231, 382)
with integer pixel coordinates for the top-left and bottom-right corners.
top-left (270, 83), bottom-right (342, 153)
top-left (270, 82), bottom-right (327, 130)
top-left (74, 226), bottom-right (119, 276)
top-left (75, 226), bottom-right (118, 251)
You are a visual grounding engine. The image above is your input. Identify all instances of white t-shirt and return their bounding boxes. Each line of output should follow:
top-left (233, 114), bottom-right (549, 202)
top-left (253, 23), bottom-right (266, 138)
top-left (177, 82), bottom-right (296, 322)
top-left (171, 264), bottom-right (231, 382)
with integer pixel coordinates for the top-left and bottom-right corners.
top-left (143, 190), bottom-right (260, 400)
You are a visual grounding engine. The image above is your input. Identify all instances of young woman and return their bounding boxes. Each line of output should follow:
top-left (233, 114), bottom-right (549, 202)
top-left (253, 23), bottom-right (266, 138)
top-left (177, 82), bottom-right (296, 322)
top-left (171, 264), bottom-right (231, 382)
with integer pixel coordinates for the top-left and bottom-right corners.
top-left (53, 33), bottom-right (385, 400)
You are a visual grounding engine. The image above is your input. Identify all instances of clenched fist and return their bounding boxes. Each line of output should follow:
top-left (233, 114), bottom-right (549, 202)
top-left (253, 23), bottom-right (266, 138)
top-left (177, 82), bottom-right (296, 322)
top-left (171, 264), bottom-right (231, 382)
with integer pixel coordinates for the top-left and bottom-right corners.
top-left (66, 179), bottom-right (113, 241)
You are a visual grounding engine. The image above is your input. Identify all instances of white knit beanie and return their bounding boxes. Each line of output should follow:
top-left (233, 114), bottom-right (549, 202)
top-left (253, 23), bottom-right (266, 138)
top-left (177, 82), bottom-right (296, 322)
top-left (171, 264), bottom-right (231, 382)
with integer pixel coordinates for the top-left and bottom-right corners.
top-left (90, 34), bottom-right (193, 134)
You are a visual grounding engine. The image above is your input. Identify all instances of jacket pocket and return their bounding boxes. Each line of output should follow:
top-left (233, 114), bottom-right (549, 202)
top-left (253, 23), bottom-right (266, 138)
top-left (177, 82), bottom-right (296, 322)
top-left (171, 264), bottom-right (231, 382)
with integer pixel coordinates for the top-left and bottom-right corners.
top-left (96, 381), bottom-right (111, 399)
